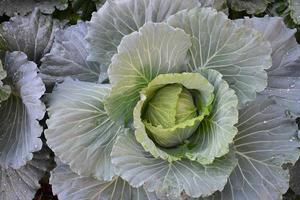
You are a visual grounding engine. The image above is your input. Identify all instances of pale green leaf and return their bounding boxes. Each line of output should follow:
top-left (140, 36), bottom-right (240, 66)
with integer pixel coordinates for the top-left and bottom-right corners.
top-left (235, 16), bottom-right (298, 69)
top-left (51, 160), bottom-right (158, 200)
top-left (168, 7), bottom-right (272, 108)
top-left (206, 97), bottom-right (300, 200)
top-left (176, 87), bottom-right (198, 124)
top-left (86, 0), bottom-right (199, 69)
top-left (40, 22), bottom-right (104, 87)
top-left (236, 17), bottom-right (300, 116)
top-left (45, 78), bottom-right (127, 181)
top-left (144, 84), bottom-right (183, 128)
top-left (111, 131), bottom-right (237, 199)
top-left (134, 72), bottom-right (214, 160)
top-left (185, 69), bottom-right (238, 165)
top-left (262, 51), bottom-right (300, 116)
top-left (105, 22), bottom-right (191, 123)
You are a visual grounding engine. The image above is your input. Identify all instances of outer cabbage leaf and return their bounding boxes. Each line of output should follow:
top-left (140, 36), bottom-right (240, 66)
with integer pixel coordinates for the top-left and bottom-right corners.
top-left (168, 8), bottom-right (272, 108)
top-left (51, 160), bottom-right (158, 200)
top-left (206, 98), bottom-right (300, 200)
top-left (263, 46), bottom-right (300, 116)
top-left (45, 78), bottom-right (127, 181)
top-left (86, 0), bottom-right (199, 69)
top-left (0, 8), bottom-right (65, 64)
top-left (0, 60), bottom-right (10, 104)
top-left (40, 22), bottom-right (103, 87)
top-left (235, 17), bottom-right (298, 70)
top-left (229, 0), bottom-right (273, 14)
top-left (185, 69), bottom-right (238, 164)
top-left (111, 131), bottom-right (237, 199)
top-left (289, 0), bottom-right (300, 24)
top-left (0, 146), bottom-right (54, 200)
top-left (290, 159), bottom-right (300, 195)
top-left (0, 0), bottom-right (68, 16)
top-left (0, 51), bottom-right (45, 169)
top-left (105, 22), bottom-right (191, 123)
top-left (236, 17), bottom-right (300, 116)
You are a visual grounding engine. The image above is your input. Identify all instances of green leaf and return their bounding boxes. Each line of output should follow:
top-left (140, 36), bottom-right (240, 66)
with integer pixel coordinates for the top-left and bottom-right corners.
top-left (105, 22), bottom-right (192, 124)
top-left (140, 73), bottom-right (214, 115)
top-left (111, 131), bottom-right (238, 199)
top-left (0, 51), bottom-right (45, 169)
top-left (144, 84), bottom-right (183, 128)
top-left (168, 7), bottom-right (272, 108)
top-left (134, 72), bottom-right (214, 159)
top-left (40, 22), bottom-right (104, 87)
top-left (289, 0), bottom-right (300, 24)
top-left (176, 87), bottom-right (198, 124)
top-left (0, 60), bottom-right (10, 104)
top-left (185, 69), bottom-right (238, 165)
top-left (236, 17), bottom-right (300, 116)
top-left (0, 8), bottom-right (65, 64)
top-left (144, 118), bottom-right (202, 149)
top-left (45, 78), bottom-right (127, 181)
top-left (235, 16), bottom-right (298, 69)
top-left (0, 0), bottom-right (68, 16)
top-left (0, 146), bottom-right (54, 200)
top-left (143, 83), bottom-right (199, 129)
top-left (86, 0), bottom-right (199, 70)
top-left (51, 160), bottom-right (158, 200)
top-left (263, 51), bottom-right (300, 116)
top-left (206, 97), bottom-right (300, 199)
top-left (229, 0), bottom-right (273, 14)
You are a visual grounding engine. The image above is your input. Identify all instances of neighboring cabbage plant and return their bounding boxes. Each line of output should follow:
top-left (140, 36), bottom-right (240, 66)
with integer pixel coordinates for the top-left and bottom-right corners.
top-left (44, 0), bottom-right (300, 199)
top-left (0, 0), bottom-right (68, 16)
top-left (0, 8), bottom-right (60, 200)
top-left (228, 0), bottom-right (274, 14)
top-left (289, 0), bottom-right (300, 24)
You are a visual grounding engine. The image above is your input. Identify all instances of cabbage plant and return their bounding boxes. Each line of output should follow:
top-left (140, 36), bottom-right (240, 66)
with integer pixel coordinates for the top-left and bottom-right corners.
top-left (0, 0), bottom-right (300, 199)
top-left (40, 0), bottom-right (300, 199)
top-left (0, 8), bottom-right (61, 199)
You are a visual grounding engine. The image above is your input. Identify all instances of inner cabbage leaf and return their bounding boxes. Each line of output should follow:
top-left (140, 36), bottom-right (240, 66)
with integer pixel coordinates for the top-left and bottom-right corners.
top-left (105, 22), bottom-right (192, 124)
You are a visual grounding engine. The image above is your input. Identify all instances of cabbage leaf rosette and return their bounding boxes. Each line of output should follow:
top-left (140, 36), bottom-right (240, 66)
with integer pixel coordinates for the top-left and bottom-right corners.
top-left (46, 1), bottom-right (300, 199)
